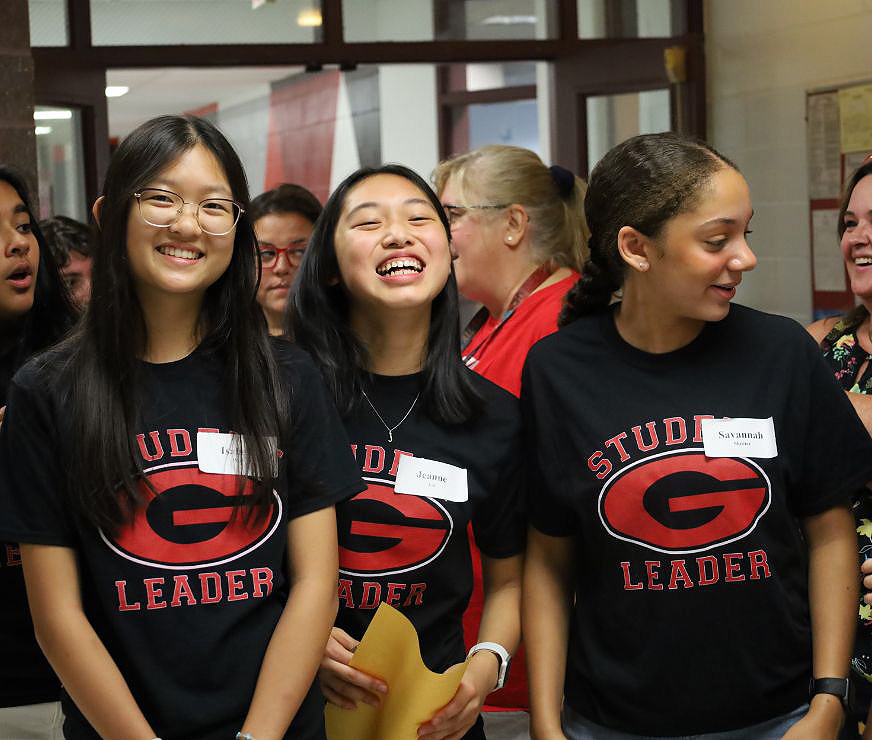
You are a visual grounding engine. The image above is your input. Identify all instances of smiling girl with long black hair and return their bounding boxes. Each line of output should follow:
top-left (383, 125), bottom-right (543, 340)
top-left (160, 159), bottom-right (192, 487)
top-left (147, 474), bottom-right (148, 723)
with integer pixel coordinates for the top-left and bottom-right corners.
top-left (293, 165), bottom-right (525, 739)
top-left (0, 115), bottom-right (362, 740)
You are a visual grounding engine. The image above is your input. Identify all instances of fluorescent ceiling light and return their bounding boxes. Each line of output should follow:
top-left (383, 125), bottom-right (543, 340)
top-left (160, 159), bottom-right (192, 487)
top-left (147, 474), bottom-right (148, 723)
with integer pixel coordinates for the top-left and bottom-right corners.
top-left (481, 15), bottom-right (537, 25)
top-left (105, 86), bottom-right (130, 98)
top-left (297, 8), bottom-right (322, 26)
top-left (35, 126), bottom-right (52, 135)
top-left (33, 109), bottom-right (72, 120)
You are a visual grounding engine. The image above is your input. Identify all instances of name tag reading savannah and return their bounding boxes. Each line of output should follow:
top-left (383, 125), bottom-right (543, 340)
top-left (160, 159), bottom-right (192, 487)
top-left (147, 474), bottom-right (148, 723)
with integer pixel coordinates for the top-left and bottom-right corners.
top-left (701, 417), bottom-right (778, 458)
top-left (197, 432), bottom-right (277, 476)
top-left (394, 455), bottom-right (468, 502)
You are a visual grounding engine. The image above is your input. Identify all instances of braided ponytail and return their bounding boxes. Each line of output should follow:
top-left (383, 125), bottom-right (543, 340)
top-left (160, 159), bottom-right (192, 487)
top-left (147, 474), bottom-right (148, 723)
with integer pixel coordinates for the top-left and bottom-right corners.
top-left (559, 234), bottom-right (621, 326)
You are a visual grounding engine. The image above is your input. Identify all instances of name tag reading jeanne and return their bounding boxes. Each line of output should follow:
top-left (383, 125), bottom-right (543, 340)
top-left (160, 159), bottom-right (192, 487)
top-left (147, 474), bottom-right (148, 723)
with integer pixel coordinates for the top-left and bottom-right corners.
top-left (394, 455), bottom-right (468, 502)
top-left (701, 417), bottom-right (778, 459)
top-left (197, 432), bottom-right (278, 476)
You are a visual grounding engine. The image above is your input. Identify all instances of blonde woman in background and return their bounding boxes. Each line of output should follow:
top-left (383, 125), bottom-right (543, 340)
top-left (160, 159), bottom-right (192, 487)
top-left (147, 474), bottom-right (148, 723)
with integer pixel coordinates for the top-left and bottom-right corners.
top-left (434, 145), bottom-right (588, 396)
top-left (433, 146), bottom-right (588, 737)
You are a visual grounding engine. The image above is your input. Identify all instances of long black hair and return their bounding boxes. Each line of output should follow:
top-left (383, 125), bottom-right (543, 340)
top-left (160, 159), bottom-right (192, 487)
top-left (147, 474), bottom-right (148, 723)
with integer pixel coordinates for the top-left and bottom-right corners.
top-left (559, 133), bottom-right (735, 326)
top-left (60, 115), bottom-right (287, 533)
top-left (291, 164), bottom-right (481, 425)
top-left (0, 166), bottom-right (77, 380)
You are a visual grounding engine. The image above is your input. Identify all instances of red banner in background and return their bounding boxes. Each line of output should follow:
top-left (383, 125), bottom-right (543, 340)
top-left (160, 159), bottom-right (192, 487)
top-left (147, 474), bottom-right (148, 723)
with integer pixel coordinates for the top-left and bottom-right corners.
top-left (264, 70), bottom-right (341, 204)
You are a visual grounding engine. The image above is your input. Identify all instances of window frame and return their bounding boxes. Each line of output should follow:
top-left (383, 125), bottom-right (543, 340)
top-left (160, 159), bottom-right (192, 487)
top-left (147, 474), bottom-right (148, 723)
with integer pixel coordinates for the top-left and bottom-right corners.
top-left (32, 0), bottom-right (704, 206)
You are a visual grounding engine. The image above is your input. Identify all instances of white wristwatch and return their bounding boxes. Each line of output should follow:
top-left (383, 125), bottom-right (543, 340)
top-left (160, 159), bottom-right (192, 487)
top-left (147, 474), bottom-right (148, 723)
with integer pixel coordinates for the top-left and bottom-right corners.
top-left (466, 641), bottom-right (511, 690)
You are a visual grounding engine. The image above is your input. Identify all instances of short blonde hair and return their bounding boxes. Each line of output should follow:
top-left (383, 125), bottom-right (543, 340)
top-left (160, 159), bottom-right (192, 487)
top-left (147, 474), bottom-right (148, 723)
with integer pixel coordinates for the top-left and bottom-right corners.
top-left (433, 145), bottom-right (589, 271)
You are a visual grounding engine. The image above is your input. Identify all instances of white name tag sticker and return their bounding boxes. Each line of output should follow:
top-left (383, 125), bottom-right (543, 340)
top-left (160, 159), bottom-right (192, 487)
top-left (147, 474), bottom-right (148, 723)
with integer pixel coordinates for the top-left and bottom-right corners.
top-left (394, 455), bottom-right (468, 502)
top-left (197, 432), bottom-right (277, 476)
top-left (701, 417), bottom-right (778, 458)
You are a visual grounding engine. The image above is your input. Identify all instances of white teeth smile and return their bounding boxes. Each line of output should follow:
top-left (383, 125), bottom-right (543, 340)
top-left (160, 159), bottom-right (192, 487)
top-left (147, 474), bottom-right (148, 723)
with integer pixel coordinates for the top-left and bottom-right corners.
top-left (376, 257), bottom-right (423, 276)
top-left (855, 257), bottom-right (872, 266)
top-left (158, 245), bottom-right (201, 260)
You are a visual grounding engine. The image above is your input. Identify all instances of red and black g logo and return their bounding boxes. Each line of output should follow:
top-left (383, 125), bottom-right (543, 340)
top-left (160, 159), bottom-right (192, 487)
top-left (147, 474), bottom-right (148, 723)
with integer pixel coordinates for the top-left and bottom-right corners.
top-left (100, 463), bottom-right (281, 569)
top-left (598, 450), bottom-right (770, 554)
top-left (338, 482), bottom-right (454, 577)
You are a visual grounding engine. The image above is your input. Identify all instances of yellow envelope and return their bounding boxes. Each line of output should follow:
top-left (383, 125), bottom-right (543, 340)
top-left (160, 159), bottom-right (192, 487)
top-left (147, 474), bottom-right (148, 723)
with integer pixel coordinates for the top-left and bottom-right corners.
top-left (325, 602), bottom-right (468, 740)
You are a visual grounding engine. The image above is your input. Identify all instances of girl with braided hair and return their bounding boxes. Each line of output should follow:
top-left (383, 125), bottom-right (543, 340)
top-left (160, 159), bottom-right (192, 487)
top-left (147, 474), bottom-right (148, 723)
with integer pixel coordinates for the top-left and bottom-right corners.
top-left (522, 132), bottom-right (872, 739)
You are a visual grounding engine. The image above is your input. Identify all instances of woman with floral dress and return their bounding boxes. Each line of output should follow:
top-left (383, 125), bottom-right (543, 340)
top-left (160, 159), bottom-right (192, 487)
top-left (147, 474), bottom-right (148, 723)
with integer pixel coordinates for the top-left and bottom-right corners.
top-left (808, 156), bottom-right (872, 739)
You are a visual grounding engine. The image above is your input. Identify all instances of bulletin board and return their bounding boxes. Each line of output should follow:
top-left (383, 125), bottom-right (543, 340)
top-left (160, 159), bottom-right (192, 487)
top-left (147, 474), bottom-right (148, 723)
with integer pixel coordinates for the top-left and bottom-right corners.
top-left (807, 82), bottom-right (872, 319)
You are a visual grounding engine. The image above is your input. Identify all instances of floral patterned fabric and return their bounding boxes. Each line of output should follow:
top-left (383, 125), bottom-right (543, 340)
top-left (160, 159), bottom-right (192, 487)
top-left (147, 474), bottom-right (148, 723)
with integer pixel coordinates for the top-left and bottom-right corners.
top-left (821, 311), bottom-right (872, 393)
top-left (820, 309), bottom-right (872, 685)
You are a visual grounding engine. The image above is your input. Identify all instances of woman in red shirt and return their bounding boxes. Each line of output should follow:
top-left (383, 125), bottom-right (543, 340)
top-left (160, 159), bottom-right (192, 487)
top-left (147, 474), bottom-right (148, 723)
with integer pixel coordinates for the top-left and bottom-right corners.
top-left (433, 145), bottom-right (588, 396)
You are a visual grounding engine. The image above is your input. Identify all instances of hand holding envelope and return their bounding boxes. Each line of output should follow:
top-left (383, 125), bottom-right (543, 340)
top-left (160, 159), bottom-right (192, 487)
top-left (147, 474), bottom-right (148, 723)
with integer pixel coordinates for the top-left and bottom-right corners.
top-left (320, 626), bottom-right (389, 709)
top-left (324, 603), bottom-right (469, 740)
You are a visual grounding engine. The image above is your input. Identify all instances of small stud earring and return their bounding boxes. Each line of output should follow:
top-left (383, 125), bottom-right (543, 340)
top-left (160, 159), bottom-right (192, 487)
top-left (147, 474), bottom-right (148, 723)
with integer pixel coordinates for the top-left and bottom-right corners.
top-left (507, 236), bottom-right (514, 242)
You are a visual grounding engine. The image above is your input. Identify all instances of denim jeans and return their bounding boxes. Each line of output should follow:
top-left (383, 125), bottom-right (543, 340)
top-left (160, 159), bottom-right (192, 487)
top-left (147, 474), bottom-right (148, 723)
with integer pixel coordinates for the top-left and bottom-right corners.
top-left (562, 703), bottom-right (808, 740)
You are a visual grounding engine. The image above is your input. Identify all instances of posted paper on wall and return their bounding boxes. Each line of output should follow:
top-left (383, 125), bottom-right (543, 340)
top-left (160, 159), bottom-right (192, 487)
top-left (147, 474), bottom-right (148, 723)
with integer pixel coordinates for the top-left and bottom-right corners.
top-left (811, 209), bottom-right (845, 292)
top-left (839, 84), bottom-right (872, 154)
top-left (807, 92), bottom-right (841, 199)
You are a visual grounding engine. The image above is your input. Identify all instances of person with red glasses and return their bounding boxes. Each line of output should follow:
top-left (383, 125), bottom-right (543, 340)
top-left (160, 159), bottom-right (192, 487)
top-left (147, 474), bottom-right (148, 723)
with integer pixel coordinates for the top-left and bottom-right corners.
top-left (250, 184), bottom-right (322, 336)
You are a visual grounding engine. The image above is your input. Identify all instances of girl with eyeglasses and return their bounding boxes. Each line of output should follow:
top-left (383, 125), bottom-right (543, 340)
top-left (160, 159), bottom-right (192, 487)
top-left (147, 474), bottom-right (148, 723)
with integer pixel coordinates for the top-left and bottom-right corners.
top-left (250, 184), bottom-right (322, 337)
top-left (292, 165), bottom-right (525, 739)
top-left (0, 166), bottom-right (77, 740)
top-left (0, 115), bottom-right (363, 740)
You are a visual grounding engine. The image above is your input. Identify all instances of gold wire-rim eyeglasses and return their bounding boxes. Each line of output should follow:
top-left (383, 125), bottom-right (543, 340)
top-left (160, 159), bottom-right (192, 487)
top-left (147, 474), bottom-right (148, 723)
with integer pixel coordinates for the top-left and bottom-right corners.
top-left (133, 188), bottom-right (245, 236)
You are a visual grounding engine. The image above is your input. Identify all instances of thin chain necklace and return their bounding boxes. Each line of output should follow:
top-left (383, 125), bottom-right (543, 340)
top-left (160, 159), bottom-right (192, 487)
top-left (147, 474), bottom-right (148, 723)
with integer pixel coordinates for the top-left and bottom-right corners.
top-left (361, 390), bottom-right (420, 443)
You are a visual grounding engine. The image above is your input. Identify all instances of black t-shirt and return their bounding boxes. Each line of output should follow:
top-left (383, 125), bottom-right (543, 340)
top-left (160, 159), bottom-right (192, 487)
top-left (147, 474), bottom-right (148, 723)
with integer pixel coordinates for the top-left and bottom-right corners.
top-left (0, 541), bottom-right (60, 707)
top-left (334, 371), bottom-right (525, 676)
top-left (0, 344), bottom-right (60, 708)
top-left (522, 304), bottom-right (872, 736)
top-left (0, 342), bottom-right (364, 739)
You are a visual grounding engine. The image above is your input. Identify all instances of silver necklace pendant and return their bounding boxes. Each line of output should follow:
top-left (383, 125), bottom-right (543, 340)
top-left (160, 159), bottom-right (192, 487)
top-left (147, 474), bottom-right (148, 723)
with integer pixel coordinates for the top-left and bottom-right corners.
top-left (361, 389), bottom-right (420, 444)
